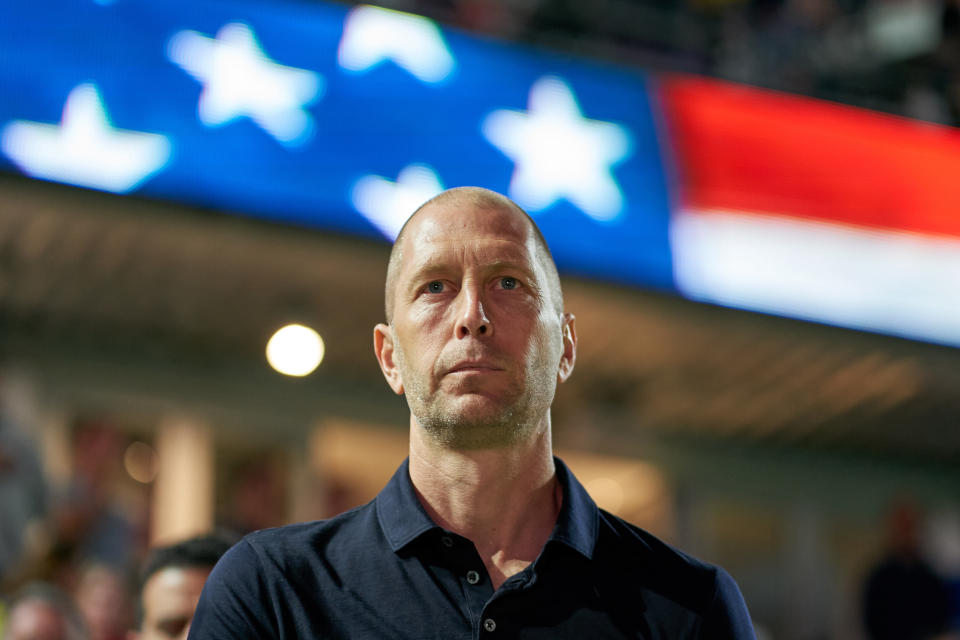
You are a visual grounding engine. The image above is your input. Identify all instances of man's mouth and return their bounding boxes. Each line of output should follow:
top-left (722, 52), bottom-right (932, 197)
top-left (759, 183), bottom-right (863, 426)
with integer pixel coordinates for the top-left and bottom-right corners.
top-left (446, 361), bottom-right (503, 374)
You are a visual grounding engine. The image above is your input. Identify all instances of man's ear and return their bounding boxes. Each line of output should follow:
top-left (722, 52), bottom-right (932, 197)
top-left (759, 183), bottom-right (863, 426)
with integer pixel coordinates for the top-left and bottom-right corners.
top-left (374, 323), bottom-right (405, 395)
top-left (557, 313), bottom-right (577, 383)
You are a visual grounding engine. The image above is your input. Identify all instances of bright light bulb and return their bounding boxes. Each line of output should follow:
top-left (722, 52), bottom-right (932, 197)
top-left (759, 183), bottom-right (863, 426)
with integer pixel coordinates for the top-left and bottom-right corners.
top-left (266, 324), bottom-right (325, 377)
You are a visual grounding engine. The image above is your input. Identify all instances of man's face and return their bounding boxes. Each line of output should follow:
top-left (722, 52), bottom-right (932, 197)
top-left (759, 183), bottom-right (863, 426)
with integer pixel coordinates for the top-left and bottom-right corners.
top-left (5, 600), bottom-right (68, 640)
top-left (376, 199), bottom-right (575, 449)
top-left (132, 566), bottom-right (210, 640)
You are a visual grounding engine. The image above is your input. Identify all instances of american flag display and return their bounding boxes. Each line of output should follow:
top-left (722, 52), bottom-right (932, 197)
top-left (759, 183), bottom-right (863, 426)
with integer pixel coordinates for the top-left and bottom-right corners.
top-left (1, 0), bottom-right (958, 347)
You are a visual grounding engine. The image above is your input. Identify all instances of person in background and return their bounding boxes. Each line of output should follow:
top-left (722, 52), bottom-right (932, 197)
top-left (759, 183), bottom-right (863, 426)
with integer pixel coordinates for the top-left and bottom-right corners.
top-left (0, 405), bottom-right (48, 585)
top-left (52, 421), bottom-right (139, 572)
top-left (2, 582), bottom-right (87, 640)
top-left (188, 187), bottom-right (756, 638)
top-left (863, 501), bottom-right (954, 640)
top-left (128, 534), bottom-right (232, 640)
top-left (72, 563), bottom-right (132, 640)
top-left (223, 459), bottom-right (287, 536)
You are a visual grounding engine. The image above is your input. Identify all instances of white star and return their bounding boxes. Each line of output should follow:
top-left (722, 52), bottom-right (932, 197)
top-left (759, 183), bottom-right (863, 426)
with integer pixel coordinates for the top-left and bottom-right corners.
top-left (482, 76), bottom-right (632, 221)
top-left (168, 22), bottom-right (323, 146)
top-left (351, 164), bottom-right (444, 239)
top-left (338, 5), bottom-right (455, 83)
top-left (1, 83), bottom-right (171, 194)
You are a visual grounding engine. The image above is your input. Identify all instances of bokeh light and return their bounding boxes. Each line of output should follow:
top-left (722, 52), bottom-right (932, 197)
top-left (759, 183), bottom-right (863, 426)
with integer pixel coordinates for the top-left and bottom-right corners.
top-left (123, 441), bottom-right (158, 484)
top-left (266, 323), bottom-right (325, 376)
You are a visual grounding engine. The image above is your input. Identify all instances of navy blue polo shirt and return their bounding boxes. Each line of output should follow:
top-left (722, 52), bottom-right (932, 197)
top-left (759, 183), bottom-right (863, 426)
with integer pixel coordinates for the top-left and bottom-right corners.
top-left (189, 458), bottom-right (756, 639)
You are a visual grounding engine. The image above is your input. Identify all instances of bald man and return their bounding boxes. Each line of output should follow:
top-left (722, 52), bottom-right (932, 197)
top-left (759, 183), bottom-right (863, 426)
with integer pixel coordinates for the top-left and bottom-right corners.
top-left (188, 187), bottom-right (756, 639)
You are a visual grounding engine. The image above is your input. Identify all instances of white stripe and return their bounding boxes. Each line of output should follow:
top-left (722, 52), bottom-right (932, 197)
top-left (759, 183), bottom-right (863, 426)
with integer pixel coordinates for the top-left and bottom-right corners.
top-left (671, 208), bottom-right (960, 347)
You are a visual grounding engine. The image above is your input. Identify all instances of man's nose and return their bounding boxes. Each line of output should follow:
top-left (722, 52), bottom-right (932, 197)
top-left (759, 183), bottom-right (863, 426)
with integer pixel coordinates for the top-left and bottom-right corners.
top-left (456, 288), bottom-right (492, 338)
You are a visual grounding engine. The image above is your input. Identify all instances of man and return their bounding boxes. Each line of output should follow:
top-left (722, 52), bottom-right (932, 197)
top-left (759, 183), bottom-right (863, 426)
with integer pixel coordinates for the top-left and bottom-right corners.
top-left (188, 187), bottom-right (756, 638)
top-left (129, 534), bottom-right (231, 640)
top-left (73, 563), bottom-right (133, 640)
top-left (862, 501), bottom-right (953, 640)
top-left (3, 582), bottom-right (87, 640)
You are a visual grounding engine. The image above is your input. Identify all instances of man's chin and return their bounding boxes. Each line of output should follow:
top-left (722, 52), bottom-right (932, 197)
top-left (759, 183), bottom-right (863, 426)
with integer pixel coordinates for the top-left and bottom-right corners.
top-left (427, 422), bottom-right (525, 451)
top-left (415, 396), bottom-right (529, 450)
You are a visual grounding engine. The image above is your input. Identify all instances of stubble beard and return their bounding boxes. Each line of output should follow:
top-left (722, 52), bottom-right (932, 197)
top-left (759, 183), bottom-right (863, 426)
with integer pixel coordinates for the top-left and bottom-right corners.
top-left (395, 342), bottom-right (557, 450)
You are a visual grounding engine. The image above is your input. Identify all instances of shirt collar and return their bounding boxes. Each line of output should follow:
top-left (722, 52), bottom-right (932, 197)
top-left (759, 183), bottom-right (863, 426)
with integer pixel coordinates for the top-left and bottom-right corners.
top-left (376, 458), bottom-right (439, 552)
top-left (375, 456), bottom-right (599, 559)
top-left (550, 456), bottom-right (599, 559)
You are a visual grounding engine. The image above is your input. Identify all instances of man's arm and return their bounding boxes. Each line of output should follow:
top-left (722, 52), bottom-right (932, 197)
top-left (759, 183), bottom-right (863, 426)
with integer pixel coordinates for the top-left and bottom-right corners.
top-left (701, 567), bottom-right (757, 640)
top-left (187, 540), bottom-right (277, 639)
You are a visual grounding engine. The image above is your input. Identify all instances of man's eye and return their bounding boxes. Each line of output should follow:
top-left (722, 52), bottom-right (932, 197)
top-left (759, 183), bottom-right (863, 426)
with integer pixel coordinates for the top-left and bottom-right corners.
top-left (500, 277), bottom-right (518, 290)
top-left (426, 281), bottom-right (445, 293)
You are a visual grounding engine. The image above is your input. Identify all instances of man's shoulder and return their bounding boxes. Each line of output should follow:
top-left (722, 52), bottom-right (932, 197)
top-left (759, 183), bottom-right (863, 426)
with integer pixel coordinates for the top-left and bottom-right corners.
top-left (593, 509), bottom-right (729, 613)
top-left (596, 508), bottom-right (716, 573)
top-left (238, 500), bottom-right (381, 569)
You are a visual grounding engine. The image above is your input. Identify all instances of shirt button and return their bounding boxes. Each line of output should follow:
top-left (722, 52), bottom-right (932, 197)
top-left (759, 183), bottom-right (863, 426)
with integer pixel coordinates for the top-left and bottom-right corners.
top-left (483, 618), bottom-right (496, 632)
top-left (441, 535), bottom-right (454, 547)
top-left (466, 570), bottom-right (481, 584)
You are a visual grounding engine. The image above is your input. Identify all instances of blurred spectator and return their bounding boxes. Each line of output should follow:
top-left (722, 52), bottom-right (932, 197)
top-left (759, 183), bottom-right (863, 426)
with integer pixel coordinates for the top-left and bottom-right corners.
top-left (0, 412), bottom-right (48, 584)
top-left (2, 582), bottom-right (87, 640)
top-left (72, 564), bottom-right (133, 640)
top-left (937, 0), bottom-right (960, 122)
top-left (862, 501), bottom-right (954, 640)
top-left (223, 458), bottom-right (287, 535)
top-left (129, 534), bottom-right (233, 640)
top-left (51, 420), bottom-right (139, 573)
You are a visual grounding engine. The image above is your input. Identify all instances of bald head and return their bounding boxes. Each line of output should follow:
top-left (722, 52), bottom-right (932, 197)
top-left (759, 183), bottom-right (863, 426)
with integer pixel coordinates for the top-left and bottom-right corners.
top-left (384, 187), bottom-right (562, 323)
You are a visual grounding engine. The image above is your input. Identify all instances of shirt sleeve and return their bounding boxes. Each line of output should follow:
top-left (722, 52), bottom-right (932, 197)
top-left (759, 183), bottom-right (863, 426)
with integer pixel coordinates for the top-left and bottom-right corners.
top-left (700, 567), bottom-right (757, 640)
top-left (187, 539), bottom-right (278, 639)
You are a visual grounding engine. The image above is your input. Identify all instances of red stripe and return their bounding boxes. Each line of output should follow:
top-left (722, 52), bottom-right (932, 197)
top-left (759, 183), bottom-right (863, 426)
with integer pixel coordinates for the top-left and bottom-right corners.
top-left (659, 74), bottom-right (960, 238)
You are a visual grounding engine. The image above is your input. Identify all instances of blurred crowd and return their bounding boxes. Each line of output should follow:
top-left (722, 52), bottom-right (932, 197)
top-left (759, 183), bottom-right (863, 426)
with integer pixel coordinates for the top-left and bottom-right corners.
top-left (0, 409), bottom-right (269, 640)
top-left (372, 0), bottom-right (960, 127)
top-left (1, 533), bottom-right (232, 640)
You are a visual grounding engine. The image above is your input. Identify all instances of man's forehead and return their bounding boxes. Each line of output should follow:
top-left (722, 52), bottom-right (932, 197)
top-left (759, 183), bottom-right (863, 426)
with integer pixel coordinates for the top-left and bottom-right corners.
top-left (398, 205), bottom-right (539, 274)
top-left (406, 199), bottom-right (533, 244)
top-left (403, 198), bottom-right (534, 254)
top-left (146, 566), bottom-right (211, 593)
top-left (404, 237), bottom-right (534, 273)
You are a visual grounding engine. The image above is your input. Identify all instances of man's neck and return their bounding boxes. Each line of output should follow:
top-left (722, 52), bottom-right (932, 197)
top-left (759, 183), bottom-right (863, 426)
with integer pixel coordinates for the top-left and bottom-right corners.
top-left (408, 420), bottom-right (561, 590)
